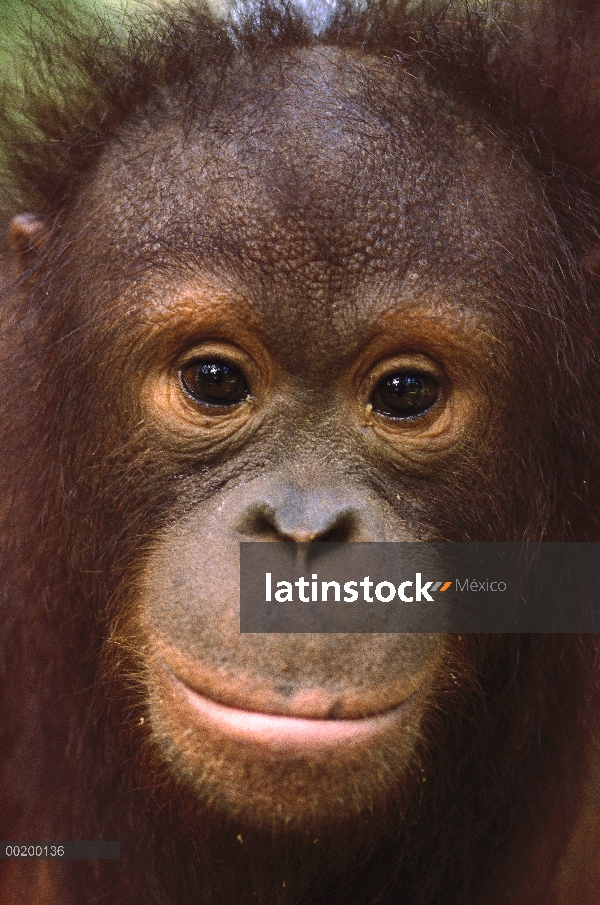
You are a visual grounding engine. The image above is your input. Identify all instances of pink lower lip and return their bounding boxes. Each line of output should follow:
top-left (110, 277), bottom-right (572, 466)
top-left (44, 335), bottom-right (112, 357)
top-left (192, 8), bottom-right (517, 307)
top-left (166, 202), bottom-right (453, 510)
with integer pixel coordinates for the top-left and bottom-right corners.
top-left (168, 670), bottom-right (407, 751)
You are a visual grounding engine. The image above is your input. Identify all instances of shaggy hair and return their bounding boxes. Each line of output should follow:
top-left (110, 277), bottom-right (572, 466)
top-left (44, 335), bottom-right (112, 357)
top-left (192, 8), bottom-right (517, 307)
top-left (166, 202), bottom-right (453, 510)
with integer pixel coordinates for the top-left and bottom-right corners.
top-left (2, 0), bottom-right (600, 239)
top-left (1, 4), bottom-right (600, 905)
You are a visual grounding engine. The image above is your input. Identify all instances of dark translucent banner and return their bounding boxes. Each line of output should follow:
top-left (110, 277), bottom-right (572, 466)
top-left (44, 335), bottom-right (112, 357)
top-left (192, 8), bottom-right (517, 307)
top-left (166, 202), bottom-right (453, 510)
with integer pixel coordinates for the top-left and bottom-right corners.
top-left (239, 543), bottom-right (600, 632)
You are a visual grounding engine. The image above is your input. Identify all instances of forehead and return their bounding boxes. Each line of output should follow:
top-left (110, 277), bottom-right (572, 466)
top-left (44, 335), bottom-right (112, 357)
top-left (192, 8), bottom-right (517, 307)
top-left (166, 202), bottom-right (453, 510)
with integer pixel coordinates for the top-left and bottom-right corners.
top-left (81, 47), bottom-right (544, 335)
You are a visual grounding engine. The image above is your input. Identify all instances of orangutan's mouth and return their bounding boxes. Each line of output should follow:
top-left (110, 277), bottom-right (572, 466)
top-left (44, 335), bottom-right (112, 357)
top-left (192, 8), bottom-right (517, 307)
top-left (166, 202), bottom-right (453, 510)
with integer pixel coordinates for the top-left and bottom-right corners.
top-left (161, 662), bottom-right (418, 753)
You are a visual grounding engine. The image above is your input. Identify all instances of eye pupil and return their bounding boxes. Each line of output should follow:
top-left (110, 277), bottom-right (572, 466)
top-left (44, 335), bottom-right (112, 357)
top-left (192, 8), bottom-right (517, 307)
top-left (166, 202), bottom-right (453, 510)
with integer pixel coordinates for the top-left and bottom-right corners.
top-left (371, 372), bottom-right (439, 418)
top-left (181, 360), bottom-right (248, 407)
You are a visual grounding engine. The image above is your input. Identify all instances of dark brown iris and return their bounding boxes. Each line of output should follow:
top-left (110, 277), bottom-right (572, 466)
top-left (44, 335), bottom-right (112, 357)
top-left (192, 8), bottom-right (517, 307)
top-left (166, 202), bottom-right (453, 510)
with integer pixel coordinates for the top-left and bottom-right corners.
top-left (181, 360), bottom-right (249, 407)
top-left (371, 372), bottom-right (439, 418)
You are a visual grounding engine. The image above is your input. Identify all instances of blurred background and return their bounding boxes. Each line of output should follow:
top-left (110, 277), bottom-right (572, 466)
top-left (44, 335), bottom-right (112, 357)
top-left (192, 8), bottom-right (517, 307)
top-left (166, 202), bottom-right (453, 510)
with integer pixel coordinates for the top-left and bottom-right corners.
top-left (0, 1), bottom-right (188, 191)
top-left (0, 0), bottom-right (135, 33)
top-left (0, 1), bottom-right (182, 75)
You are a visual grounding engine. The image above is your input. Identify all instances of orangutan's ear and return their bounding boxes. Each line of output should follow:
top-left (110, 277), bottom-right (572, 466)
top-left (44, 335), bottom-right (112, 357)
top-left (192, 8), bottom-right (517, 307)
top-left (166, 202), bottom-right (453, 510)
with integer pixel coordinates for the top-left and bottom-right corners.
top-left (9, 214), bottom-right (50, 274)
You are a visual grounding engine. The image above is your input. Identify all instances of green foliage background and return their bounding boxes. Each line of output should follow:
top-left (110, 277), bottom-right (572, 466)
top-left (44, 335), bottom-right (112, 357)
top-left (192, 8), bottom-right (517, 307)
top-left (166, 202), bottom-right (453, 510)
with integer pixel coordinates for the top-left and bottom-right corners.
top-left (0, 0), bottom-right (132, 204)
top-left (0, 2), bottom-right (129, 76)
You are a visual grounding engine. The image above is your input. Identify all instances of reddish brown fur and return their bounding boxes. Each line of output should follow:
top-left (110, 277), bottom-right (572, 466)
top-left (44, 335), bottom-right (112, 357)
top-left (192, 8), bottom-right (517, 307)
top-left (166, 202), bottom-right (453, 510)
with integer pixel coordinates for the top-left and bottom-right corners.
top-left (1, 2), bottom-right (600, 904)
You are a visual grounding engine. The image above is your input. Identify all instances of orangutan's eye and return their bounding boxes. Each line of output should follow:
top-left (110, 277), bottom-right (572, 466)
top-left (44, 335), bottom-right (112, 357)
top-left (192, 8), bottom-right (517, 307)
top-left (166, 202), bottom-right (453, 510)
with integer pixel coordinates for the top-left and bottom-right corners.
top-left (180, 360), bottom-right (249, 408)
top-left (370, 372), bottom-right (440, 419)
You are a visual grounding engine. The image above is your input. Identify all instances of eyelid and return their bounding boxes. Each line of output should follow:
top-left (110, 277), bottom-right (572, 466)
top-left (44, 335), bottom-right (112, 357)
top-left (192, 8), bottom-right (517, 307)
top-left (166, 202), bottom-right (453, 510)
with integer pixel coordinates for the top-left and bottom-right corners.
top-left (175, 338), bottom-right (259, 373)
top-left (175, 342), bottom-right (257, 391)
top-left (179, 351), bottom-right (245, 370)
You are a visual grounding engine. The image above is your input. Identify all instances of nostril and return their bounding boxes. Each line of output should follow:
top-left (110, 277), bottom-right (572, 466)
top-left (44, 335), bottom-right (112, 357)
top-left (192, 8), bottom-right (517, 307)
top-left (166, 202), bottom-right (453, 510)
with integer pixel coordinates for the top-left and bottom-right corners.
top-left (316, 513), bottom-right (356, 543)
top-left (238, 505), bottom-right (284, 540)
